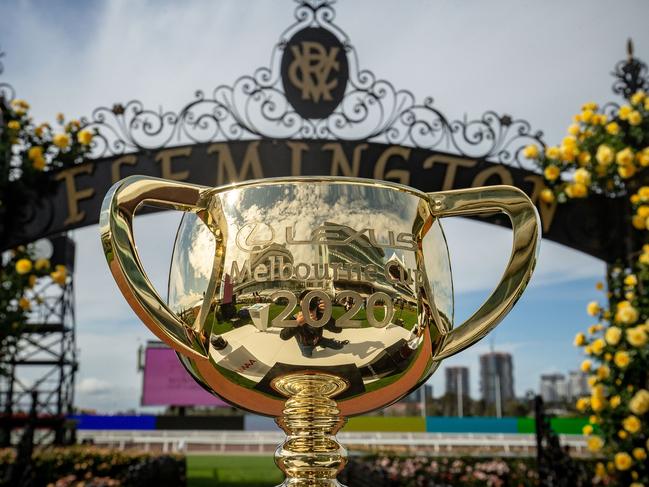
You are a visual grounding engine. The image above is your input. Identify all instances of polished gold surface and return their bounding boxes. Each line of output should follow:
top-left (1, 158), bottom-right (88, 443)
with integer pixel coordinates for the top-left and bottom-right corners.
top-left (100, 175), bottom-right (539, 487)
top-left (274, 373), bottom-right (348, 487)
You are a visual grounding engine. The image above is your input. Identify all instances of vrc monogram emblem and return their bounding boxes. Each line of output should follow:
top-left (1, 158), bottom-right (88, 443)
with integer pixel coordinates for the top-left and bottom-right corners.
top-left (281, 27), bottom-right (348, 119)
top-left (288, 41), bottom-right (340, 102)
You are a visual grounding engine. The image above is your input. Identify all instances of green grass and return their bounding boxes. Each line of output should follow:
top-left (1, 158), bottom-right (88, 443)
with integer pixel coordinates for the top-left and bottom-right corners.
top-left (187, 455), bottom-right (284, 487)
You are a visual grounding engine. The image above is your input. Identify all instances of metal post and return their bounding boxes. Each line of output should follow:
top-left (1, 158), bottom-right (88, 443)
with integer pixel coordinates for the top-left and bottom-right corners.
top-left (495, 374), bottom-right (502, 418)
top-left (455, 369), bottom-right (464, 418)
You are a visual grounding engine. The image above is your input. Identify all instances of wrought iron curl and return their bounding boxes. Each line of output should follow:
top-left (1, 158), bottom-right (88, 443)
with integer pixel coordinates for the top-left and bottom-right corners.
top-left (611, 40), bottom-right (649, 100)
top-left (0, 49), bottom-right (16, 102)
top-left (72, 0), bottom-right (547, 171)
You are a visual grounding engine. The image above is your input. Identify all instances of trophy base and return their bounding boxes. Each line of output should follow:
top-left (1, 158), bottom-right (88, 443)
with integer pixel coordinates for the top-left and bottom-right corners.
top-left (272, 373), bottom-right (349, 487)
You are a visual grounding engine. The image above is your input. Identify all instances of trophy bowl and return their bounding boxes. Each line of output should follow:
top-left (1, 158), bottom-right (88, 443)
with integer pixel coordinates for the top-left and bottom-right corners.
top-left (100, 176), bottom-right (539, 486)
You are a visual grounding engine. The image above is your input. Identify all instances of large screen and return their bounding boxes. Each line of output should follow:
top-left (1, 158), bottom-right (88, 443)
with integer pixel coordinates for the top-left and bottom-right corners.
top-left (141, 344), bottom-right (228, 407)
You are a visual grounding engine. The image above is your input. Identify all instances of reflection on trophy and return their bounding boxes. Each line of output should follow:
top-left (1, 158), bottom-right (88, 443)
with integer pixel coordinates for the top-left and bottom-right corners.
top-left (100, 176), bottom-right (539, 486)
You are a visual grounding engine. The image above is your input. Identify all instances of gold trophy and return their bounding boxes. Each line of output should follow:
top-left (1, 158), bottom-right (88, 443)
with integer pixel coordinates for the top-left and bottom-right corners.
top-left (100, 176), bottom-right (539, 486)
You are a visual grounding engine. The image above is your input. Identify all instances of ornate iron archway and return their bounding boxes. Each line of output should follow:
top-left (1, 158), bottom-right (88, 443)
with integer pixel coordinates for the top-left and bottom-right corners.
top-left (0, 0), bottom-right (633, 262)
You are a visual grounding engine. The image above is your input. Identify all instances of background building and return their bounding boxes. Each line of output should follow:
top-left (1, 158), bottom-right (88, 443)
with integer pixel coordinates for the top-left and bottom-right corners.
top-left (445, 366), bottom-right (470, 398)
top-left (539, 373), bottom-right (567, 403)
top-left (480, 352), bottom-right (515, 406)
top-left (567, 370), bottom-right (589, 400)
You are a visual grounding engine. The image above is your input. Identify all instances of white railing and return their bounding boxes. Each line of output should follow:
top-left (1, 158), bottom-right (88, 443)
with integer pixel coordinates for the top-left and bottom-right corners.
top-left (77, 430), bottom-right (588, 457)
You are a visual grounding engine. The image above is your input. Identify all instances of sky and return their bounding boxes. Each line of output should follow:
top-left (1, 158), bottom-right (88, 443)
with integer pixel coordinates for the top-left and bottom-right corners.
top-left (1, 0), bottom-right (648, 413)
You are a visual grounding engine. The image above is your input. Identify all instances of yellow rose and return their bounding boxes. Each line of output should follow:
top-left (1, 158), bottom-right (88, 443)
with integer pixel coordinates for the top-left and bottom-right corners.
top-left (589, 415), bottom-right (599, 424)
top-left (587, 436), bottom-right (603, 452)
top-left (18, 296), bottom-right (31, 311)
top-left (587, 301), bottom-right (600, 316)
top-left (610, 395), bottom-right (621, 408)
top-left (614, 452), bottom-right (633, 471)
top-left (546, 146), bottom-right (561, 159)
top-left (576, 397), bottom-right (590, 412)
top-left (15, 258), bottom-right (33, 275)
top-left (77, 129), bottom-right (94, 145)
top-left (523, 144), bottom-right (539, 159)
top-left (625, 274), bottom-right (638, 286)
top-left (616, 303), bottom-right (639, 324)
top-left (595, 462), bottom-right (606, 478)
top-left (618, 164), bottom-right (636, 179)
top-left (640, 252), bottom-right (649, 265)
top-left (32, 156), bottom-right (46, 171)
top-left (540, 188), bottom-right (555, 203)
top-left (568, 124), bottom-right (580, 136)
top-left (595, 282), bottom-right (604, 291)
top-left (638, 148), bottom-right (649, 167)
top-left (629, 111), bottom-right (642, 126)
top-left (573, 168), bottom-right (591, 185)
top-left (582, 424), bottom-right (593, 435)
top-left (34, 258), bottom-right (50, 271)
top-left (605, 326), bottom-right (622, 345)
top-left (560, 144), bottom-right (578, 162)
top-left (573, 332), bottom-right (586, 346)
top-left (577, 151), bottom-right (591, 166)
top-left (623, 415), bottom-right (641, 434)
top-left (8, 120), bottom-right (21, 131)
top-left (632, 448), bottom-right (647, 461)
top-left (606, 122), bottom-right (620, 135)
top-left (544, 165), bottom-right (560, 181)
top-left (591, 384), bottom-right (605, 397)
top-left (618, 429), bottom-right (628, 439)
top-left (591, 395), bottom-right (606, 412)
top-left (53, 133), bottom-right (71, 149)
top-left (10, 99), bottom-right (30, 114)
top-left (582, 102), bottom-right (598, 111)
top-left (50, 265), bottom-right (68, 286)
top-left (581, 109), bottom-right (594, 123)
top-left (565, 183), bottom-right (587, 198)
top-left (34, 123), bottom-right (48, 137)
top-left (591, 338), bottom-right (605, 355)
top-left (619, 104), bottom-right (633, 120)
top-left (626, 326), bottom-right (648, 347)
top-left (587, 376), bottom-right (598, 387)
top-left (629, 389), bottom-right (649, 415)
top-left (580, 359), bottom-right (592, 372)
top-left (614, 351), bottom-right (630, 368)
top-left (631, 90), bottom-right (646, 105)
top-left (596, 365), bottom-right (609, 379)
top-left (596, 145), bottom-right (614, 165)
top-left (632, 194), bottom-right (641, 204)
top-left (616, 147), bottom-right (635, 166)
top-left (28, 146), bottom-right (43, 161)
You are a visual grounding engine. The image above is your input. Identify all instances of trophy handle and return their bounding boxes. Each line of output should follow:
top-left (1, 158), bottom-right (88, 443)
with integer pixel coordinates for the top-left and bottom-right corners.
top-left (100, 175), bottom-right (215, 361)
top-left (429, 185), bottom-right (540, 360)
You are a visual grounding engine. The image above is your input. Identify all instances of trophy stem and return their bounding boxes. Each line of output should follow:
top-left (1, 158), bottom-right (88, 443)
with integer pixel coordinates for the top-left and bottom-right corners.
top-left (273, 373), bottom-right (349, 487)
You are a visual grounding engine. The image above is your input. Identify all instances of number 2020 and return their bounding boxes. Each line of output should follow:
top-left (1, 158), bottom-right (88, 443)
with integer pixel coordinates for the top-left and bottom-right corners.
top-left (269, 290), bottom-right (394, 329)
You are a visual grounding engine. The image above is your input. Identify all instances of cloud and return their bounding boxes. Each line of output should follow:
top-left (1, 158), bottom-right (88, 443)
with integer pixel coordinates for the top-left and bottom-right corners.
top-left (77, 378), bottom-right (113, 396)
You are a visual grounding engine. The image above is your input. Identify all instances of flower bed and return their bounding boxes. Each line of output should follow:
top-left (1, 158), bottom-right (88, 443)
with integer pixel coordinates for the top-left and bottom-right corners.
top-left (340, 456), bottom-right (594, 487)
top-left (0, 446), bottom-right (186, 487)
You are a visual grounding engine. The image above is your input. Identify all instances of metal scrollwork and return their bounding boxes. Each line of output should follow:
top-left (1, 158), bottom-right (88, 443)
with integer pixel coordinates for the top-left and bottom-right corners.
top-left (0, 49), bottom-right (16, 102)
top-left (611, 39), bottom-right (649, 100)
top-left (78, 0), bottom-right (546, 170)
